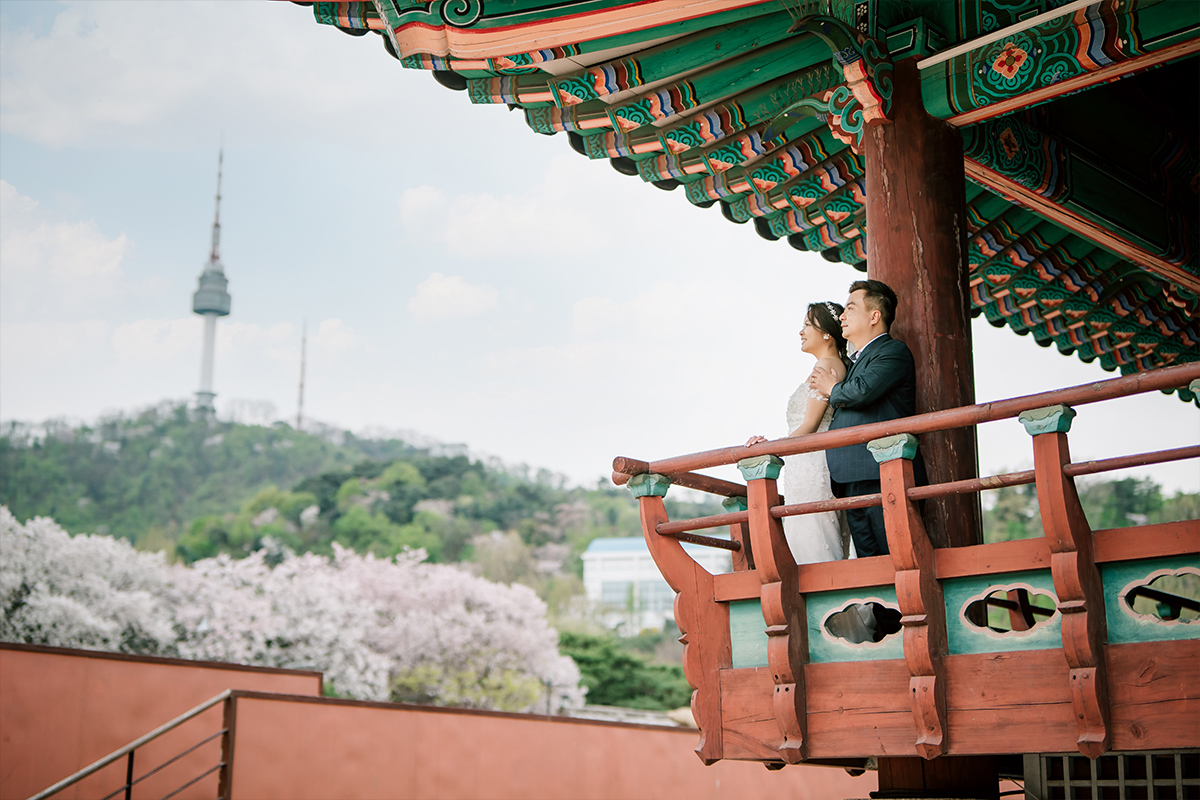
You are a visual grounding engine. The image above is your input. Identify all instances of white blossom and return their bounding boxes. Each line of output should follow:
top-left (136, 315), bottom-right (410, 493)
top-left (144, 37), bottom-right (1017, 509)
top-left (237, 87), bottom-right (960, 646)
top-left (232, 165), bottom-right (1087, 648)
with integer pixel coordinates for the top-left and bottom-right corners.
top-left (0, 508), bottom-right (583, 711)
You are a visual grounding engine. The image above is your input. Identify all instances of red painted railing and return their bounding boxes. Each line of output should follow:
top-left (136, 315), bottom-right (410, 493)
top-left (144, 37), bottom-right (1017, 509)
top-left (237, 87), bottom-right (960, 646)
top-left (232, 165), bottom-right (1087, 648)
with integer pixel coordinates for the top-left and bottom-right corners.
top-left (612, 362), bottom-right (1200, 766)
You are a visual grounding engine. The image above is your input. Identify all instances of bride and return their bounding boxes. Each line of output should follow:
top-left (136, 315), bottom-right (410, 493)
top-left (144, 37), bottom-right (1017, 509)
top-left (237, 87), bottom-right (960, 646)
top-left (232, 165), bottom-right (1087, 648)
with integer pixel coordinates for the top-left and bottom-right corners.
top-left (747, 301), bottom-right (851, 563)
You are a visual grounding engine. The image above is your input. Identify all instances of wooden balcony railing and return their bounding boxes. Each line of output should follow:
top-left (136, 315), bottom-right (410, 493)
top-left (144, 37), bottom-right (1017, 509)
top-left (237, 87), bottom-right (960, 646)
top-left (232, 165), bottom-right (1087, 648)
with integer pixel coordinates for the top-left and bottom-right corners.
top-left (613, 363), bottom-right (1200, 767)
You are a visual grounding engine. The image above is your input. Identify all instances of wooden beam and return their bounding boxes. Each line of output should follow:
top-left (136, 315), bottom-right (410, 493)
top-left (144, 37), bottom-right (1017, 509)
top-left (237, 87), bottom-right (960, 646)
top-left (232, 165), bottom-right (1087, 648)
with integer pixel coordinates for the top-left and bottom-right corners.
top-left (965, 159), bottom-right (1200, 293)
top-left (547, 9), bottom-right (799, 107)
top-left (919, 0), bottom-right (1200, 125)
top-left (378, 0), bottom-right (775, 60)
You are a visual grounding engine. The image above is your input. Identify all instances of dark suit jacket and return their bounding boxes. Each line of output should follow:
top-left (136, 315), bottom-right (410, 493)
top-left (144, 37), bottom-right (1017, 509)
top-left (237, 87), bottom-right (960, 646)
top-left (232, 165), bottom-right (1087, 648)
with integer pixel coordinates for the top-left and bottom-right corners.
top-left (825, 333), bottom-right (919, 484)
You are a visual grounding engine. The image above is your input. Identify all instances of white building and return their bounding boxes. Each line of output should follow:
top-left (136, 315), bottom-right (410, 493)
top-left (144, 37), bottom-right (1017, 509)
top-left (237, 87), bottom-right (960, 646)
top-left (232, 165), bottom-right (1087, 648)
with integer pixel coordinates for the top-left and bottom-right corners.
top-left (582, 537), bottom-right (732, 634)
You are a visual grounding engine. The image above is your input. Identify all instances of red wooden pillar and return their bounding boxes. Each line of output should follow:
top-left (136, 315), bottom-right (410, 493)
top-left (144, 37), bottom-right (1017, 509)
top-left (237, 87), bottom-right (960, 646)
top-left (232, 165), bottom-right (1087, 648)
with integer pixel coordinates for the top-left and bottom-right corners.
top-left (864, 57), bottom-right (980, 549)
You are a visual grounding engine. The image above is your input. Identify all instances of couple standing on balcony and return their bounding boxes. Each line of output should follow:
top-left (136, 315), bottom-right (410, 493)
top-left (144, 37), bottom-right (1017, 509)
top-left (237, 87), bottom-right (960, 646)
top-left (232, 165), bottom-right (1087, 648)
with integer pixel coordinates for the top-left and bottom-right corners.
top-left (747, 279), bottom-right (922, 563)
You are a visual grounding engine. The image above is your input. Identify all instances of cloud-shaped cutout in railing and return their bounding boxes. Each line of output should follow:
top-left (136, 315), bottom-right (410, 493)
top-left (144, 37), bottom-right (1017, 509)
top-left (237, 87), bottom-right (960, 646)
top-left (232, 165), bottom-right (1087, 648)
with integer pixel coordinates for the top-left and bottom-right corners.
top-left (1120, 569), bottom-right (1200, 625)
top-left (823, 601), bottom-right (902, 645)
top-left (962, 586), bottom-right (1058, 634)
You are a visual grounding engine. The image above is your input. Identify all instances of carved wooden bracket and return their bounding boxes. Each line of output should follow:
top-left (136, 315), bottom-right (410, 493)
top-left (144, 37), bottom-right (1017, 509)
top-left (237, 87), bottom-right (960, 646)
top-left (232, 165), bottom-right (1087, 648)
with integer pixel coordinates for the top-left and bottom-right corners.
top-left (872, 434), bottom-right (948, 759)
top-left (738, 456), bottom-right (807, 763)
top-left (635, 484), bottom-right (732, 765)
top-left (1019, 406), bottom-right (1111, 757)
top-left (764, 16), bottom-right (894, 152)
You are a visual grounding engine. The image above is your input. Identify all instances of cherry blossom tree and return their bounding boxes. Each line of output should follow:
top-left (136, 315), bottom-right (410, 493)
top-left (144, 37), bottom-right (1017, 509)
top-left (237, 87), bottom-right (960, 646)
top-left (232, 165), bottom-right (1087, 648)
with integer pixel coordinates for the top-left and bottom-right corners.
top-left (1, 508), bottom-right (583, 712)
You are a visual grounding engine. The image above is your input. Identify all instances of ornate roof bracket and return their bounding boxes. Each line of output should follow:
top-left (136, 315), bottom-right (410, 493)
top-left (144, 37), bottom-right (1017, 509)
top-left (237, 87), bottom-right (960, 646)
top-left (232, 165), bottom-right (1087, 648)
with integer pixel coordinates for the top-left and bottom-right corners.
top-left (761, 16), bottom-right (894, 152)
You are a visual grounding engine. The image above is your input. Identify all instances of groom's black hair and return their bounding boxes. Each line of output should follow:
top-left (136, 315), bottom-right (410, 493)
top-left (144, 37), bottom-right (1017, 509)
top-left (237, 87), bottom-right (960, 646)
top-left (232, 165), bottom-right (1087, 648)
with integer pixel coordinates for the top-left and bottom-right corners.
top-left (848, 279), bottom-right (898, 330)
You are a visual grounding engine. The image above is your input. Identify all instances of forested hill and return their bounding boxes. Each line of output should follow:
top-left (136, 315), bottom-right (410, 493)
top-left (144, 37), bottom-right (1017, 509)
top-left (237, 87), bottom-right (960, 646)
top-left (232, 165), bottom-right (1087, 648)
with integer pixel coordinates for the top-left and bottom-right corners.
top-left (2, 403), bottom-right (410, 543)
top-left (3, 403), bottom-right (1194, 569)
top-left (0, 402), bottom-right (719, 566)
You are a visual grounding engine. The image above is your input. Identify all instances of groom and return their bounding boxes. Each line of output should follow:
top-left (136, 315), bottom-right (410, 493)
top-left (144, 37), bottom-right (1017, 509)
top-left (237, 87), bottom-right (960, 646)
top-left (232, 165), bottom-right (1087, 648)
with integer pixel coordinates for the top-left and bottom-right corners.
top-left (810, 280), bottom-right (919, 557)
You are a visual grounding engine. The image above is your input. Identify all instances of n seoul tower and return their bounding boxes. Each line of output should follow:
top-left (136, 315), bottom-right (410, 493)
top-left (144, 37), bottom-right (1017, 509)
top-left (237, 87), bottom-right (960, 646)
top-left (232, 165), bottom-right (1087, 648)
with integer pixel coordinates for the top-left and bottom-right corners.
top-left (192, 152), bottom-right (232, 415)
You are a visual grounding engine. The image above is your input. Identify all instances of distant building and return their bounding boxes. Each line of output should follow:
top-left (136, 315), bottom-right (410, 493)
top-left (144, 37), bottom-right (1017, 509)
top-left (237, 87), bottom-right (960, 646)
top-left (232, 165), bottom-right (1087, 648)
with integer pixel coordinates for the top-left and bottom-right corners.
top-left (582, 537), bottom-right (731, 634)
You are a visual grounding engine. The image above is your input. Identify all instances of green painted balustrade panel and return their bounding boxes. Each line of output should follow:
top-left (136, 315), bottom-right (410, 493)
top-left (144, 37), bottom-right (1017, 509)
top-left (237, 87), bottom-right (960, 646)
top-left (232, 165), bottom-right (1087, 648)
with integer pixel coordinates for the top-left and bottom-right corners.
top-left (729, 598), bottom-right (769, 669)
top-left (1102, 555), bottom-right (1200, 644)
top-left (805, 586), bottom-right (903, 664)
top-left (943, 569), bottom-right (1062, 655)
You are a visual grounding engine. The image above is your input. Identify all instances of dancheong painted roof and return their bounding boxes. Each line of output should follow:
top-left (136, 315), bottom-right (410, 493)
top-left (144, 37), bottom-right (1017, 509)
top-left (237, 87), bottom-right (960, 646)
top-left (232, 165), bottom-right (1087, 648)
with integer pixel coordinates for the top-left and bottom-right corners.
top-left (291, 0), bottom-right (1199, 402)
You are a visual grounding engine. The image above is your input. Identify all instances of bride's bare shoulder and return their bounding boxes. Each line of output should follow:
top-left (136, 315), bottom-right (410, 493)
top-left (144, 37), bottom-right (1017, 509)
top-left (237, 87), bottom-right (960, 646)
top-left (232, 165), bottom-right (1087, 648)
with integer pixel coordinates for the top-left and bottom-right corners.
top-left (817, 355), bottom-right (846, 378)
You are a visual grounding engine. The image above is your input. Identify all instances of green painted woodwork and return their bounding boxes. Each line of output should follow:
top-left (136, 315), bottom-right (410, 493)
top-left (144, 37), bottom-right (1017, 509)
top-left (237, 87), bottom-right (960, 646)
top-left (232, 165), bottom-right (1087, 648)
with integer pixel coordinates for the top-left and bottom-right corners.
top-left (313, 2), bottom-right (382, 31)
top-left (737, 455), bottom-right (783, 482)
top-left (548, 10), bottom-right (799, 108)
top-left (884, 17), bottom-right (948, 60)
top-left (602, 38), bottom-right (830, 133)
top-left (922, 0), bottom-right (1200, 121)
top-left (789, 15), bottom-right (895, 121)
top-left (626, 473), bottom-right (671, 498)
top-left (377, 0), bottom-right (783, 58)
top-left (656, 64), bottom-right (840, 157)
top-left (943, 570), bottom-right (1063, 655)
top-left (806, 586), bottom-right (904, 664)
top-left (867, 433), bottom-right (920, 463)
top-left (1018, 404), bottom-right (1076, 435)
top-left (1102, 556), bottom-right (1200, 644)
top-left (729, 598), bottom-right (769, 669)
top-left (699, 119), bottom-right (829, 181)
top-left (973, 221), bottom-right (1071, 282)
top-left (963, 116), bottom-right (1183, 264)
top-left (722, 496), bottom-right (749, 513)
top-left (523, 101), bottom-right (611, 136)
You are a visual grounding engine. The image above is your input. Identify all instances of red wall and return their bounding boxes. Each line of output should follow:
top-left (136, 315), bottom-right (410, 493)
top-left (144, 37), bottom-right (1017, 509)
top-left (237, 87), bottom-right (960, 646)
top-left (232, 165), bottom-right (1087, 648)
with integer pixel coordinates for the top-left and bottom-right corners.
top-left (0, 644), bottom-right (321, 800)
top-left (227, 692), bottom-right (875, 800)
top-left (2, 644), bottom-right (876, 800)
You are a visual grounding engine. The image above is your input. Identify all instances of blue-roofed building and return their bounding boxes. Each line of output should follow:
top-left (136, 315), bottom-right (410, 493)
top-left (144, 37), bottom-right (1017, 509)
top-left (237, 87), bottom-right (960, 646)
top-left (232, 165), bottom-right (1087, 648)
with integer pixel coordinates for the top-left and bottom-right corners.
top-left (582, 537), bottom-right (731, 634)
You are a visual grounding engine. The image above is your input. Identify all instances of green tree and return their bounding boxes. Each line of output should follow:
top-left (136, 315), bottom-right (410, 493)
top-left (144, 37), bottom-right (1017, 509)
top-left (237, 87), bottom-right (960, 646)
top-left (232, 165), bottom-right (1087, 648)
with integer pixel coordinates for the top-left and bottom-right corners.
top-left (558, 630), bottom-right (691, 710)
top-left (982, 483), bottom-right (1041, 543)
top-left (1079, 477), bottom-right (1163, 529)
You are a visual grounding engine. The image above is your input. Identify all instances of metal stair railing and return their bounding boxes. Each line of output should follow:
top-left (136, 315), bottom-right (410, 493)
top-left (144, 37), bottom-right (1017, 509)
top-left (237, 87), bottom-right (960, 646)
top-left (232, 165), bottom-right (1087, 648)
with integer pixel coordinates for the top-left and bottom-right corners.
top-left (29, 688), bottom-right (232, 800)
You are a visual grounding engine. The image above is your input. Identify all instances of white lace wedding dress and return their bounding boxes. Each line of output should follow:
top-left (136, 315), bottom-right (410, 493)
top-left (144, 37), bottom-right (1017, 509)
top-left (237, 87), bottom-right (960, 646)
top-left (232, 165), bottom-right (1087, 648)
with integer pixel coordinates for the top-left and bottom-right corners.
top-left (782, 381), bottom-right (850, 563)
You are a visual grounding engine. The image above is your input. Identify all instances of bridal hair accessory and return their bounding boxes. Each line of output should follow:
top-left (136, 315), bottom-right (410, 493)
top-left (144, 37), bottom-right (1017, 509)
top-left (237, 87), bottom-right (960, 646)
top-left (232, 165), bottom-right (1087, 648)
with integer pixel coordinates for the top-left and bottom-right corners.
top-left (823, 301), bottom-right (839, 319)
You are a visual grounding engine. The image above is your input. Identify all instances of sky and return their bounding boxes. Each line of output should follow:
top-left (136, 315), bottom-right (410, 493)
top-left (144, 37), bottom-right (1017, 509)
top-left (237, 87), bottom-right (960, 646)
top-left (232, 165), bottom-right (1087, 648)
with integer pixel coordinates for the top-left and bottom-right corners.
top-left (1, 0), bottom-right (1196, 496)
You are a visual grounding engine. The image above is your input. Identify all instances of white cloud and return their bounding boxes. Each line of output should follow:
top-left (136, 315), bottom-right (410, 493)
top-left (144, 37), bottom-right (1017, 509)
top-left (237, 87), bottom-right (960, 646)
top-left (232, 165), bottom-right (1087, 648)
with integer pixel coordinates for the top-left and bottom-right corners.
top-left (0, 319), bottom-right (111, 367)
top-left (0, 180), bottom-right (130, 318)
top-left (0, 1), bottom-right (456, 150)
top-left (409, 273), bottom-right (498, 322)
top-left (396, 155), bottom-right (663, 260)
top-left (311, 318), bottom-right (371, 361)
top-left (398, 185), bottom-right (446, 230)
top-left (111, 318), bottom-right (197, 362)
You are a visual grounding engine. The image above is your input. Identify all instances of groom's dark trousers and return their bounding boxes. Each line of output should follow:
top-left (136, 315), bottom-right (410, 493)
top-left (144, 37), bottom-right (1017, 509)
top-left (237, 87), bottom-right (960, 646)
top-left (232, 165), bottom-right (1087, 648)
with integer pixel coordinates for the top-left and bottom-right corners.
top-left (825, 333), bottom-right (922, 557)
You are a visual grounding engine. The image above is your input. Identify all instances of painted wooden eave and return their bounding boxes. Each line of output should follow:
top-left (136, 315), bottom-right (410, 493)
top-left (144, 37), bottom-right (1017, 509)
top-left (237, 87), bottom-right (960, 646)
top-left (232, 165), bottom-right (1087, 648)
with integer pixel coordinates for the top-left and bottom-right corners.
top-left (293, 1), bottom-right (1199, 402)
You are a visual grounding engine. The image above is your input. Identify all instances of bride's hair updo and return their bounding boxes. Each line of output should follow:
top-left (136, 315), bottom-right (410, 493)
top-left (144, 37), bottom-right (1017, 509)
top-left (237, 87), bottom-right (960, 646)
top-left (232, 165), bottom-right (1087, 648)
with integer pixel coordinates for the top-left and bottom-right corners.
top-left (807, 301), bottom-right (849, 367)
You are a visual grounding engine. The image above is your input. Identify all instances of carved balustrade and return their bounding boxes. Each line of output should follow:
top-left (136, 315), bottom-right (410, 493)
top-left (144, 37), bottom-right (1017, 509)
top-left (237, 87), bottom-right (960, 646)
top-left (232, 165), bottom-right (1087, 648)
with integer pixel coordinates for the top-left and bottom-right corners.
top-left (614, 363), bottom-right (1200, 766)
